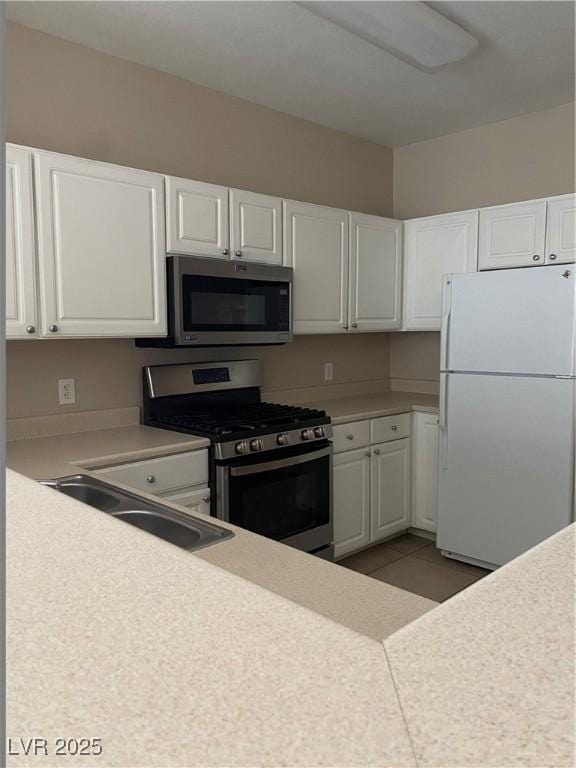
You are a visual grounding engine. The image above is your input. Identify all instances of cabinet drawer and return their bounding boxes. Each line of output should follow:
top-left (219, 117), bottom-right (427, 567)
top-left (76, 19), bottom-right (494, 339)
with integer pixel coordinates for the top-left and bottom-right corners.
top-left (370, 413), bottom-right (411, 444)
top-left (95, 450), bottom-right (208, 495)
top-left (332, 421), bottom-right (370, 453)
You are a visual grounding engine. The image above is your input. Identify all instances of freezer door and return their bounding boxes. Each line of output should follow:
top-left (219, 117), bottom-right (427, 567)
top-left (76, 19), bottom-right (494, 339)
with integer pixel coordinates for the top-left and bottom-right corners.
top-left (437, 373), bottom-right (574, 567)
top-left (444, 265), bottom-right (576, 375)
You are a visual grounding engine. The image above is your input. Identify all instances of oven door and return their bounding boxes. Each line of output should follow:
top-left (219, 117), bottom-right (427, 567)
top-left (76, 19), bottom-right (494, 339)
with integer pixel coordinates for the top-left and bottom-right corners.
top-left (174, 256), bottom-right (292, 345)
top-left (216, 445), bottom-right (333, 553)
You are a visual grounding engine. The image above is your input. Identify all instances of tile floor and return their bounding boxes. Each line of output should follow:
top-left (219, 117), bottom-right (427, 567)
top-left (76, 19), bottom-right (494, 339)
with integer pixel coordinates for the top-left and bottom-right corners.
top-left (338, 534), bottom-right (490, 602)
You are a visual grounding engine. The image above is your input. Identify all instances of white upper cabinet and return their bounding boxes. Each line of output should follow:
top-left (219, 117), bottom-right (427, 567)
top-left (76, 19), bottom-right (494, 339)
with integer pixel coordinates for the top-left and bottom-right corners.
top-left (166, 176), bottom-right (230, 259)
top-left (478, 199), bottom-right (546, 270)
top-left (403, 210), bottom-right (478, 330)
top-left (5, 145), bottom-right (37, 339)
top-left (230, 189), bottom-right (283, 265)
top-left (35, 150), bottom-right (166, 337)
top-left (283, 200), bottom-right (349, 334)
top-left (349, 213), bottom-right (402, 332)
top-left (546, 194), bottom-right (576, 265)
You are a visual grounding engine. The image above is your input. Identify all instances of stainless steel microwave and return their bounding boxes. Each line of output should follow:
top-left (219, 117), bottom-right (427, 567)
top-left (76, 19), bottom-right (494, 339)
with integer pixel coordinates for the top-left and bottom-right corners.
top-left (137, 256), bottom-right (293, 347)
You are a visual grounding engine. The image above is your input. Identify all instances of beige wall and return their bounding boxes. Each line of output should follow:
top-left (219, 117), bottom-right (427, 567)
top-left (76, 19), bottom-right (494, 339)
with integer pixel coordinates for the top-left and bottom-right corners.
top-left (389, 333), bottom-right (440, 391)
top-left (6, 335), bottom-right (390, 420)
top-left (6, 22), bottom-right (393, 216)
top-left (394, 103), bottom-right (576, 219)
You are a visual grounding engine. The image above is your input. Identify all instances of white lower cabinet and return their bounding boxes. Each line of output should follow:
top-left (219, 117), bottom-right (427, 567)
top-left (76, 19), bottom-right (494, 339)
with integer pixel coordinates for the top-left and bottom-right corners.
top-left (370, 439), bottom-right (411, 543)
top-left (411, 412), bottom-right (439, 533)
top-left (161, 486), bottom-right (211, 516)
top-left (333, 416), bottom-right (412, 558)
top-left (333, 448), bottom-right (371, 558)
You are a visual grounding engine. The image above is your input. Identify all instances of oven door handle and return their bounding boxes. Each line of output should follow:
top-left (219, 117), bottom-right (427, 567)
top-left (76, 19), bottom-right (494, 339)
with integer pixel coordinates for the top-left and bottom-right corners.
top-left (229, 445), bottom-right (332, 477)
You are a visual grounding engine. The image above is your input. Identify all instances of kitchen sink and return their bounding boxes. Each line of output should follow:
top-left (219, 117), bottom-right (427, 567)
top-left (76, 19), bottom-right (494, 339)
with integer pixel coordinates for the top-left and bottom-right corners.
top-left (41, 474), bottom-right (233, 552)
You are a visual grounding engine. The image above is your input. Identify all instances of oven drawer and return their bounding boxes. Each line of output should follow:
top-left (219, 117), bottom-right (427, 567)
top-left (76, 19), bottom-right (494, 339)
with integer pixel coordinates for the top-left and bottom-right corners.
top-left (332, 421), bottom-right (370, 453)
top-left (95, 450), bottom-right (208, 495)
top-left (370, 413), bottom-right (411, 444)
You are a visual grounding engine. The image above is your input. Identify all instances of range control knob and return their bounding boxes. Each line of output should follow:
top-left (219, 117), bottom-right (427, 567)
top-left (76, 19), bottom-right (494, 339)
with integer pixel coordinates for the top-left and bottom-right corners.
top-left (250, 439), bottom-right (264, 452)
top-left (235, 441), bottom-right (249, 455)
top-left (301, 428), bottom-right (315, 441)
top-left (314, 427), bottom-right (325, 438)
top-left (277, 433), bottom-right (290, 446)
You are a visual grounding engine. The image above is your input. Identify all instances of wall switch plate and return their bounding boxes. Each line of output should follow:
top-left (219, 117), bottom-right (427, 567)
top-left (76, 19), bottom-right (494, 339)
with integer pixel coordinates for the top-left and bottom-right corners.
top-left (324, 362), bottom-right (334, 382)
top-left (58, 378), bottom-right (76, 405)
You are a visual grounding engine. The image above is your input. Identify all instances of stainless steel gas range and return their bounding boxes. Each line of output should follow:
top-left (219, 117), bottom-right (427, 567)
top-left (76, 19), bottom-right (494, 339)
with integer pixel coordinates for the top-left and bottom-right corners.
top-left (142, 361), bottom-right (333, 559)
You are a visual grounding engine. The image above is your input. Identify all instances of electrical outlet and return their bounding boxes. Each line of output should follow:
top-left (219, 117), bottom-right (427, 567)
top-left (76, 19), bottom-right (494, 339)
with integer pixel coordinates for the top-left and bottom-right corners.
top-left (324, 362), bottom-right (334, 382)
top-left (58, 378), bottom-right (76, 405)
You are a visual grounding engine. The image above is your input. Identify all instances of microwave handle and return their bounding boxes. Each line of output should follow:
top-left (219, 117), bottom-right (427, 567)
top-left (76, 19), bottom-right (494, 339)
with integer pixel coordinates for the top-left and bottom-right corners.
top-left (230, 446), bottom-right (331, 477)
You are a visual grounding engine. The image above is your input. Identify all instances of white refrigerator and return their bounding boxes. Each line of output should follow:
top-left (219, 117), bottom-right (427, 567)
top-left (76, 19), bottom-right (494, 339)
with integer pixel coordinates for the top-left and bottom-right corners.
top-left (437, 264), bottom-right (575, 569)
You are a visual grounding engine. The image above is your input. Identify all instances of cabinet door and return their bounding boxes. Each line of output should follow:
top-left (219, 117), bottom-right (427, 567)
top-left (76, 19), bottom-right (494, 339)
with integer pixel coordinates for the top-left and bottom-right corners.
top-left (283, 200), bottom-right (349, 333)
top-left (5, 145), bottom-right (38, 338)
top-left (161, 486), bottom-right (211, 516)
top-left (478, 200), bottom-right (546, 270)
top-left (411, 412), bottom-right (439, 533)
top-left (166, 176), bottom-right (229, 258)
top-left (230, 189), bottom-right (283, 265)
top-left (404, 211), bottom-right (478, 330)
top-left (546, 194), bottom-right (576, 265)
top-left (370, 438), bottom-right (411, 542)
top-left (349, 213), bottom-right (402, 331)
top-left (333, 448), bottom-right (371, 559)
top-left (35, 151), bottom-right (166, 337)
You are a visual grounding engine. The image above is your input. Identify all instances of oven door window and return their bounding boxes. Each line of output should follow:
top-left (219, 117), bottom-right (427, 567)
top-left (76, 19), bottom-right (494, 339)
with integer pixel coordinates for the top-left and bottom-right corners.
top-left (182, 275), bottom-right (290, 333)
top-left (227, 454), bottom-right (330, 541)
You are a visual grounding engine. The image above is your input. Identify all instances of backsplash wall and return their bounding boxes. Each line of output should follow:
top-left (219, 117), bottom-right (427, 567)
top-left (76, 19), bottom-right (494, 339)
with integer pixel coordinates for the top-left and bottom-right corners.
top-left (6, 335), bottom-right (391, 420)
top-left (389, 333), bottom-right (440, 393)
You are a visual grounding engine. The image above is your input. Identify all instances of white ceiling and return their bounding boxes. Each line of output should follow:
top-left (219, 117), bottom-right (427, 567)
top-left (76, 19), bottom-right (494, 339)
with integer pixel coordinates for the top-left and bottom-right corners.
top-left (6, 1), bottom-right (575, 146)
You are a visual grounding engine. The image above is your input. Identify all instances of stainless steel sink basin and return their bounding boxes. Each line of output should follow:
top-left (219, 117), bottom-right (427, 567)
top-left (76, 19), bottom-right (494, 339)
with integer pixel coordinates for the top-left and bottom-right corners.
top-left (41, 474), bottom-right (233, 552)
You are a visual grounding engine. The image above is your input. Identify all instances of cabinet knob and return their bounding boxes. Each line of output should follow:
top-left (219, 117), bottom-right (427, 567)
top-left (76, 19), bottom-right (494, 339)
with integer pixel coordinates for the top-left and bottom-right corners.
top-left (391, 425), bottom-right (398, 431)
top-left (146, 475), bottom-right (156, 484)
top-left (222, 248), bottom-right (230, 256)
top-left (351, 323), bottom-right (358, 329)
top-left (549, 253), bottom-right (557, 261)
top-left (532, 254), bottom-right (541, 262)
top-left (202, 495), bottom-right (210, 504)
top-left (48, 324), bottom-right (58, 333)
top-left (25, 325), bottom-right (35, 334)
top-left (235, 250), bottom-right (242, 258)
top-left (374, 448), bottom-right (381, 455)
top-left (364, 451), bottom-right (371, 457)
top-left (346, 434), bottom-right (354, 440)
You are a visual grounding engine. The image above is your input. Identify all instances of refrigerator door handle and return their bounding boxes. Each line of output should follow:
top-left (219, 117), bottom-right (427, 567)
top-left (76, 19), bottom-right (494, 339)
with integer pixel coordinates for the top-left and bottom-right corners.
top-left (440, 275), bottom-right (452, 372)
top-left (439, 373), bottom-right (449, 469)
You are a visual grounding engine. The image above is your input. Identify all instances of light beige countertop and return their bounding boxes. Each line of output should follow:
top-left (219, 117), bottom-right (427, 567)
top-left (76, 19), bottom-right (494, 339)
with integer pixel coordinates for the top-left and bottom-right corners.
top-left (6, 424), bottom-right (210, 478)
top-left (7, 467), bottom-right (575, 767)
top-left (297, 391), bottom-right (439, 424)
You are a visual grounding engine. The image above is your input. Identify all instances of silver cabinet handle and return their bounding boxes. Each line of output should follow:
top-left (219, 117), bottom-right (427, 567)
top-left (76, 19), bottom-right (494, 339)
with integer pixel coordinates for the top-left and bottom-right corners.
top-left (346, 434), bottom-right (354, 440)
top-left (391, 425), bottom-right (398, 431)
top-left (48, 324), bottom-right (58, 333)
top-left (222, 248), bottom-right (230, 256)
top-left (202, 495), bottom-right (210, 504)
top-left (532, 255), bottom-right (541, 261)
top-left (26, 325), bottom-right (35, 334)
top-left (364, 451), bottom-right (371, 457)
top-left (235, 250), bottom-right (242, 258)
top-left (549, 253), bottom-right (557, 261)
top-left (146, 475), bottom-right (156, 484)
top-left (351, 322), bottom-right (358, 328)
top-left (374, 448), bottom-right (381, 455)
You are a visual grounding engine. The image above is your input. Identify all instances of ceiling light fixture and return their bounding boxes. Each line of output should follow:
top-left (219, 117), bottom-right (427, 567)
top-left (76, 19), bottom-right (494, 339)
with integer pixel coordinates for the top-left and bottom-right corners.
top-left (297, 1), bottom-right (479, 71)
